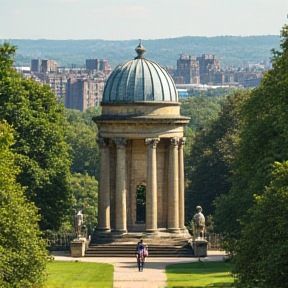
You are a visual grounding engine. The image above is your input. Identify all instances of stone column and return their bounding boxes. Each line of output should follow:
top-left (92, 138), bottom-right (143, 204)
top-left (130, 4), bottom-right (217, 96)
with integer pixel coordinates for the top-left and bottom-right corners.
top-left (145, 138), bottom-right (160, 232)
top-left (178, 137), bottom-right (186, 230)
top-left (168, 137), bottom-right (179, 232)
top-left (96, 137), bottom-right (111, 232)
top-left (114, 138), bottom-right (127, 233)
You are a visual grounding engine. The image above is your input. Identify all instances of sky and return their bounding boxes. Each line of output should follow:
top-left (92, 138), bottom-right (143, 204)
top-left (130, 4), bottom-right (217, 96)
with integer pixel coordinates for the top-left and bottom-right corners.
top-left (0, 0), bottom-right (287, 40)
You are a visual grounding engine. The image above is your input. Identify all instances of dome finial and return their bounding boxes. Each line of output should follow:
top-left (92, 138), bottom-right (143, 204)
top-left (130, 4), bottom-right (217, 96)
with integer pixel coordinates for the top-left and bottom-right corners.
top-left (135, 39), bottom-right (146, 59)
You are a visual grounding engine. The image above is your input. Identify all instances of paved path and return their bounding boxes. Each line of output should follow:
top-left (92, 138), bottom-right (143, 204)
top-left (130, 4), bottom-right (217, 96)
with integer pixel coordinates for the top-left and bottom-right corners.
top-left (52, 251), bottom-right (227, 288)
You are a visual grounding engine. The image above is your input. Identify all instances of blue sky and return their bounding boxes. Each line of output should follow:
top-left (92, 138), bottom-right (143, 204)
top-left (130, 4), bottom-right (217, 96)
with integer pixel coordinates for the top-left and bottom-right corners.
top-left (0, 0), bottom-right (287, 40)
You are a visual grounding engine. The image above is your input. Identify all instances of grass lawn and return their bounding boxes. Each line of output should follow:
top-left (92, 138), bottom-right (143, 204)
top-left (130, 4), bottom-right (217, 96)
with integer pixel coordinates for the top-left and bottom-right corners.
top-left (166, 261), bottom-right (235, 287)
top-left (44, 261), bottom-right (114, 288)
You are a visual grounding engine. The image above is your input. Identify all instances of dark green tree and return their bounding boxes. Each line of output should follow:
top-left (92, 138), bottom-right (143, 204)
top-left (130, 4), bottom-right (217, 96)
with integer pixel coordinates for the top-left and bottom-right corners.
top-left (180, 95), bottom-right (225, 131)
top-left (233, 161), bottom-right (288, 288)
top-left (65, 108), bottom-right (100, 178)
top-left (0, 42), bottom-right (73, 230)
top-left (214, 24), bottom-right (288, 253)
top-left (0, 121), bottom-right (47, 288)
top-left (70, 173), bottom-right (98, 235)
top-left (185, 90), bottom-right (249, 222)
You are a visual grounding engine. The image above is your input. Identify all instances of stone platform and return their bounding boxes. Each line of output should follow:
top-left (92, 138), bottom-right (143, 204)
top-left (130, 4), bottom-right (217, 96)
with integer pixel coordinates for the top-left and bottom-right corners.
top-left (86, 230), bottom-right (194, 257)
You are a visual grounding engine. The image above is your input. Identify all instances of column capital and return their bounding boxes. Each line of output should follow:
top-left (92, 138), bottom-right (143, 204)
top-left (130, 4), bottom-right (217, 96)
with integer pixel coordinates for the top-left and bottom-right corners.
top-left (179, 137), bottom-right (186, 147)
top-left (170, 137), bottom-right (179, 147)
top-left (113, 137), bottom-right (127, 149)
top-left (145, 138), bottom-right (160, 149)
top-left (97, 137), bottom-right (110, 148)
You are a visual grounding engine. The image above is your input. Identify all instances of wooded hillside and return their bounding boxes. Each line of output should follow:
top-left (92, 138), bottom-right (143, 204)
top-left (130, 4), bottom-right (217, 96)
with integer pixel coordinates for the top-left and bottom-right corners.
top-left (4, 35), bottom-right (279, 69)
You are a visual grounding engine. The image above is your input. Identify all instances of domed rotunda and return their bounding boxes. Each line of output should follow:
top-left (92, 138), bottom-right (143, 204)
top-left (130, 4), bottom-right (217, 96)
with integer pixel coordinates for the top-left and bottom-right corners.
top-left (103, 43), bottom-right (177, 103)
top-left (93, 42), bottom-right (190, 234)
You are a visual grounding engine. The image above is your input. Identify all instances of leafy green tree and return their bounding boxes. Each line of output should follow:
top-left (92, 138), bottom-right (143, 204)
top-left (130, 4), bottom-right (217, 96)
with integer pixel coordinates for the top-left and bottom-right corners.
top-left (70, 173), bottom-right (98, 235)
top-left (214, 24), bottom-right (288, 253)
top-left (0, 121), bottom-right (47, 288)
top-left (65, 107), bottom-right (100, 178)
top-left (185, 90), bottom-right (249, 222)
top-left (0, 42), bottom-right (72, 230)
top-left (233, 161), bottom-right (288, 288)
top-left (180, 95), bottom-right (225, 131)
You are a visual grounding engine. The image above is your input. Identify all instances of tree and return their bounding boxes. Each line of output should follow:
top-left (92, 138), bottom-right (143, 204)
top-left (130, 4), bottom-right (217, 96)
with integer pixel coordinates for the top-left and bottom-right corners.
top-left (70, 173), bottom-right (98, 235)
top-left (65, 108), bottom-right (100, 178)
top-left (214, 24), bottom-right (288, 253)
top-left (180, 95), bottom-right (225, 131)
top-left (185, 90), bottom-right (249, 221)
top-left (0, 42), bottom-right (73, 230)
top-left (0, 121), bottom-right (47, 288)
top-left (233, 161), bottom-right (288, 288)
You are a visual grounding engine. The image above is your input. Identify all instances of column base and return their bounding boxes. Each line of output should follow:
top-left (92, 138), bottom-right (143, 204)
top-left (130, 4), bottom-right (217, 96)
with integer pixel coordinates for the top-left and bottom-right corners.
top-left (145, 229), bottom-right (158, 234)
top-left (112, 229), bottom-right (127, 234)
top-left (95, 227), bottom-right (111, 233)
top-left (168, 228), bottom-right (181, 233)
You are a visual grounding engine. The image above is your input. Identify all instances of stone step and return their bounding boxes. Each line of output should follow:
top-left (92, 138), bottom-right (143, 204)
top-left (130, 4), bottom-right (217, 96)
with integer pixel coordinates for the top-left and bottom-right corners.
top-left (85, 242), bottom-right (194, 257)
top-left (87, 230), bottom-right (194, 257)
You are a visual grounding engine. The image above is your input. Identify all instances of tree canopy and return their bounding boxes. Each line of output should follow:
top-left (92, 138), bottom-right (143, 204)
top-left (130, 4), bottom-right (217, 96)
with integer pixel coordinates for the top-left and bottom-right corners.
top-left (0, 121), bottom-right (47, 288)
top-left (214, 24), bottom-right (288, 238)
top-left (184, 90), bottom-right (249, 221)
top-left (211, 24), bottom-right (288, 285)
top-left (70, 172), bottom-right (98, 235)
top-left (233, 161), bottom-right (288, 288)
top-left (65, 107), bottom-right (100, 178)
top-left (0, 42), bottom-right (73, 230)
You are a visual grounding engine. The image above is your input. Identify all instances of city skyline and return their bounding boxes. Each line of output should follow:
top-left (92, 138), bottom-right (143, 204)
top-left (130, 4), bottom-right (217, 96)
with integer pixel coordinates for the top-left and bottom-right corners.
top-left (0, 0), bottom-right (287, 40)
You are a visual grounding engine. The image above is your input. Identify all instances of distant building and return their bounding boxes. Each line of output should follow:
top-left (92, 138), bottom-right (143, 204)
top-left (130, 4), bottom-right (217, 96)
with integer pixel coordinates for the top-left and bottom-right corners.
top-left (86, 59), bottom-right (99, 71)
top-left (174, 53), bottom-right (263, 88)
top-left (31, 59), bottom-right (40, 72)
top-left (99, 59), bottom-right (110, 72)
top-left (65, 77), bottom-right (104, 111)
top-left (30, 59), bottom-right (58, 73)
top-left (196, 54), bottom-right (220, 84)
top-left (86, 58), bottom-right (111, 72)
top-left (176, 54), bottom-right (199, 84)
top-left (46, 75), bottom-right (67, 100)
top-left (175, 54), bottom-right (220, 85)
top-left (177, 88), bottom-right (189, 98)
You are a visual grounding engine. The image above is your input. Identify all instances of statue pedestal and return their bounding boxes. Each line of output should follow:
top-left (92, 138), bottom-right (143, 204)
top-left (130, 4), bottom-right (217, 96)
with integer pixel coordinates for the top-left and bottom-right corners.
top-left (192, 239), bottom-right (208, 257)
top-left (70, 238), bottom-right (88, 257)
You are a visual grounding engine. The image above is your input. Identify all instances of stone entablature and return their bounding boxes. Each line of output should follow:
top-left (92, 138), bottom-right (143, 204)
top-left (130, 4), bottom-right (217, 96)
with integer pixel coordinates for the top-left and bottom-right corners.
top-left (100, 102), bottom-right (182, 117)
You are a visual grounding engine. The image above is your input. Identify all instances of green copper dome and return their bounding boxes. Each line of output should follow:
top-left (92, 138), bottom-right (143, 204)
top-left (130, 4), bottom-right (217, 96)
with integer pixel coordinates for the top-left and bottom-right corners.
top-left (102, 42), bottom-right (178, 103)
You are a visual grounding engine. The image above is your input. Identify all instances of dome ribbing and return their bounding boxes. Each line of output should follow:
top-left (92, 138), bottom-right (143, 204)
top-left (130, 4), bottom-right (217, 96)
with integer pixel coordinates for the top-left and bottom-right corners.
top-left (102, 43), bottom-right (178, 103)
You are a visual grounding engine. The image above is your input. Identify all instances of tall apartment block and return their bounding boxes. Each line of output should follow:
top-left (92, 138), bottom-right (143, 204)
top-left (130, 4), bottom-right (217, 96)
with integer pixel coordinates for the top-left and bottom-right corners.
top-left (175, 54), bottom-right (220, 85)
top-left (30, 59), bottom-right (58, 73)
top-left (86, 59), bottom-right (110, 72)
top-left (196, 54), bottom-right (220, 84)
top-left (175, 54), bottom-right (200, 84)
top-left (65, 78), bottom-right (104, 111)
top-left (86, 59), bottom-right (99, 71)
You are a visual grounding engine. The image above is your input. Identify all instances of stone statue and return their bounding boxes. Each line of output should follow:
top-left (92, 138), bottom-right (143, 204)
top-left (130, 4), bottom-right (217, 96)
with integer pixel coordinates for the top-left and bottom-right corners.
top-left (74, 210), bottom-right (83, 238)
top-left (192, 206), bottom-right (205, 240)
